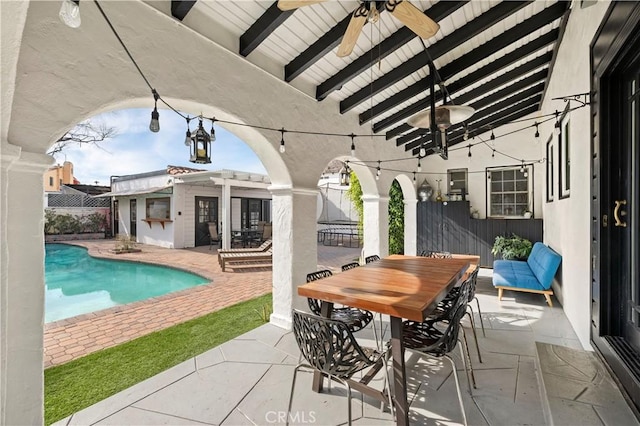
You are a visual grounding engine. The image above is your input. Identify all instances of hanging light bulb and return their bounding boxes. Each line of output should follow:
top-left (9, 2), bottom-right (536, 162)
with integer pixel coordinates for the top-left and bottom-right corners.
top-left (554, 111), bottom-right (561, 135)
top-left (279, 128), bottom-right (286, 154)
top-left (376, 161), bottom-right (381, 180)
top-left (367, 4), bottom-right (380, 23)
top-left (467, 144), bottom-right (472, 158)
top-left (149, 90), bottom-right (160, 133)
top-left (184, 118), bottom-right (192, 146)
top-left (520, 161), bottom-right (525, 173)
top-left (463, 127), bottom-right (469, 141)
top-left (210, 118), bottom-right (216, 142)
top-left (413, 172), bottom-right (416, 182)
top-left (490, 129), bottom-right (496, 141)
top-left (534, 122), bottom-right (540, 140)
top-left (350, 134), bottom-right (356, 157)
top-left (419, 144), bottom-right (427, 158)
top-left (492, 149), bottom-right (496, 158)
top-left (59, 0), bottom-right (81, 28)
top-left (417, 158), bottom-right (422, 172)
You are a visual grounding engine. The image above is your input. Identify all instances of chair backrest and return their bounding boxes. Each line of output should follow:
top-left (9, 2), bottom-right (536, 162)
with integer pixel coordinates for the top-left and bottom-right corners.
top-left (341, 262), bottom-right (360, 272)
top-left (526, 242), bottom-right (562, 290)
top-left (365, 255), bottom-right (380, 264)
top-left (420, 250), bottom-right (452, 259)
top-left (292, 310), bottom-right (374, 378)
top-left (258, 239), bottom-right (273, 251)
top-left (262, 223), bottom-right (272, 239)
top-left (466, 267), bottom-right (480, 302)
top-left (405, 302), bottom-right (468, 357)
top-left (208, 223), bottom-right (218, 240)
top-left (306, 270), bottom-right (333, 315)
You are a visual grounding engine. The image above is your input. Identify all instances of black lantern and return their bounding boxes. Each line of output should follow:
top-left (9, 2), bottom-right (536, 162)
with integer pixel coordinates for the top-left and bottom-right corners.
top-left (339, 163), bottom-right (351, 186)
top-left (189, 119), bottom-right (211, 164)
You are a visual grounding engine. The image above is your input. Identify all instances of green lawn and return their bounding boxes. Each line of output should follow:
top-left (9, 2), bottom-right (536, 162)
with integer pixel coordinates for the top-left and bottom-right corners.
top-left (45, 293), bottom-right (272, 425)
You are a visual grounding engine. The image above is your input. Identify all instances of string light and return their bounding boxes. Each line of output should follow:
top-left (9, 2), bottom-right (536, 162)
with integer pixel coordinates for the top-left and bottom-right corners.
top-left (554, 110), bottom-right (561, 135)
top-left (492, 149), bottom-right (496, 158)
top-left (90, 1), bottom-right (586, 170)
top-left (534, 121), bottom-right (540, 140)
top-left (413, 172), bottom-right (416, 182)
top-left (149, 89), bottom-right (160, 133)
top-left (279, 128), bottom-right (286, 154)
top-left (350, 134), bottom-right (356, 157)
top-left (183, 117), bottom-right (192, 146)
top-left (419, 143), bottom-right (427, 158)
top-left (376, 161), bottom-right (381, 180)
top-left (210, 118), bottom-right (216, 142)
top-left (417, 157), bottom-right (422, 172)
top-left (463, 127), bottom-right (469, 141)
top-left (467, 144), bottom-right (472, 158)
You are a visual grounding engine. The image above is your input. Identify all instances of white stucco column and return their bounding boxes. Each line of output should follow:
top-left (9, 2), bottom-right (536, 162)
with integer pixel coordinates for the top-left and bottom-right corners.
top-left (0, 143), bottom-right (53, 425)
top-left (221, 179), bottom-right (231, 250)
top-left (269, 186), bottom-right (318, 330)
top-left (362, 195), bottom-right (389, 258)
top-left (403, 198), bottom-right (418, 256)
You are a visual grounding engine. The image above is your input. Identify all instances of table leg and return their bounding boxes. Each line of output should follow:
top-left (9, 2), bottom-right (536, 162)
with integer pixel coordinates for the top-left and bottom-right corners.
top-left (311, 301), bottom-right (334, 393)
top-left (390, 316), bottom-right (409, 426)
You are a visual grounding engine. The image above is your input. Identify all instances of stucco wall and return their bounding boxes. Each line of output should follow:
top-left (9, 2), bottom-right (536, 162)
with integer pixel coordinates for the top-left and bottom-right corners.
top-left (537, 1), bottom-right (611, 349)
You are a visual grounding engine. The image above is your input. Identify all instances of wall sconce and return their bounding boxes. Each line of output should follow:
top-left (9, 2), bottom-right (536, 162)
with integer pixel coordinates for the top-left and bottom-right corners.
top-left (189, 119), bottom-right (212, 164)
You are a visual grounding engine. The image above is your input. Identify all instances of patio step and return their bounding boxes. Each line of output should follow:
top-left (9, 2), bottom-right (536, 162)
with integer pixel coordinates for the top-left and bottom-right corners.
top-left (535, 342), bottom-right (639, 425)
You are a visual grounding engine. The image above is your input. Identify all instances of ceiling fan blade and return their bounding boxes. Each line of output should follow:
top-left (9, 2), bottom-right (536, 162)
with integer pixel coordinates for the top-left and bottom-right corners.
top-left (277, 0), bottom-right (327, 11)
top-left (389, 0), bottom-right (440, 39)
top-left (337, 8), bottom-right (367, 57)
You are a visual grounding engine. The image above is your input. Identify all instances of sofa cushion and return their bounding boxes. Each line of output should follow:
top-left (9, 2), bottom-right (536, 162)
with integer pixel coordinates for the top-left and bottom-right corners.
top-left (493, 260), bottom-right (544, 290)
top-left (526, 242), bottom-right (562, 290)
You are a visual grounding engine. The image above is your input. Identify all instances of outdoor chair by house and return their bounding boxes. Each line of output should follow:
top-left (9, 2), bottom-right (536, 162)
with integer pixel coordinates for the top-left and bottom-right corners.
top-left (364, 255), bottom-right (380, 264)
top-left (287, 310), bottom-right (392, 426)
top-left (219, 248), bottom-right (272, 272)
top-left (306, 271), bottom-right (374, 333)
top-left (217, 239), bottom-right (272, 266)
top-left (208, 223), bottom-right (221, 250)
top-left (419, 250), bottom-right (453, 258)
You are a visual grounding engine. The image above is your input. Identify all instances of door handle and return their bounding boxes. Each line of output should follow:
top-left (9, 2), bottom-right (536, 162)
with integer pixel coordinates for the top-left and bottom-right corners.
top-left (614, 200), bottom-right (627, 227)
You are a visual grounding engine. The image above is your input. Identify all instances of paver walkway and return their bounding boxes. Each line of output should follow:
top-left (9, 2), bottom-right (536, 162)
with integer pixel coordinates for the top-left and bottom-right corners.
top-left (44, 241), bottom-right (361, 368)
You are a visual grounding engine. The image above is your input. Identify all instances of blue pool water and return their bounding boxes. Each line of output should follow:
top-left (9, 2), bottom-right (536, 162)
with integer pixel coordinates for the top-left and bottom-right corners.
top-left (45, 244), bottom-right (209, 323)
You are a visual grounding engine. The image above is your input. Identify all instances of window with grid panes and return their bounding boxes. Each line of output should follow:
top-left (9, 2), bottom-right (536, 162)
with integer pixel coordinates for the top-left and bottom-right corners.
top-left (447, 168), bottom-right (468, 194)
top-left (489, 168), bottom-right (530, 217)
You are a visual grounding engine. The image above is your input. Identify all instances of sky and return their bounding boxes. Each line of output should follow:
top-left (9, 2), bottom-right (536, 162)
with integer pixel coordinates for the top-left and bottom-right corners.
top-left (53, 108), bottom-right (268, 185)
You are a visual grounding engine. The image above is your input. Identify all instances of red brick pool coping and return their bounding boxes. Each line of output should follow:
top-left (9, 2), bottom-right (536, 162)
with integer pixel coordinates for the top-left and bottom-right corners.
top-left (44, 241), bottom-right (272, 368)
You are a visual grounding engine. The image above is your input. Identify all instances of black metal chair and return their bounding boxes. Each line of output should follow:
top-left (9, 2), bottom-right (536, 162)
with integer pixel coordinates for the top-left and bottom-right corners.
top-left (419, 250), bottom-right (453, 258)
top-left (403, 302), bottom-right (470, 426)
top-left (364, 255), bottom-right (380, 264)
top-left (341, 262), bottom-right (360, 272)
top-left (287, 310), bottom-right (392, 426)
top-left (306, 270), bottom-right (373, 332)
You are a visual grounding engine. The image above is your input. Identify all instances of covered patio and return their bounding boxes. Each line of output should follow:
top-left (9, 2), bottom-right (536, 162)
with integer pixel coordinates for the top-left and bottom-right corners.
top-left (2, 0), bottom-right (640, 423)
top-left (52, 272), bottom-right (636, 425)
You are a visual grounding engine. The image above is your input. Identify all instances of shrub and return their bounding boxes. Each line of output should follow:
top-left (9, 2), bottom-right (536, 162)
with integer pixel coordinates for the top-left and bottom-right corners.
top-left (82, 212), bottom-right (107, 233)
top-left (491, 234), bottom-right (533, 260)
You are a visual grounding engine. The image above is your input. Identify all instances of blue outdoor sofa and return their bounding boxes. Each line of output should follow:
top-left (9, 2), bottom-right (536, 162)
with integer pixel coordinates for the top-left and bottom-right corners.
top-left (493, 242), bottom-right (562, 307)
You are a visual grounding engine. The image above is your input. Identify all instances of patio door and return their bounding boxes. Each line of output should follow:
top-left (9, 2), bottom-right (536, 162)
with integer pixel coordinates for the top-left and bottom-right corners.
top-left (195, 197), bottom-right (218, 247)
top-left (591, 2), bottom-right (640, 412)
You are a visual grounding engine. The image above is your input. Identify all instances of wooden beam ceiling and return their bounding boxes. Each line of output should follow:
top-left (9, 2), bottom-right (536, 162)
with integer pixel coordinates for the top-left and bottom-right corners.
top-left (240, 2), bottom-right (295, 57)
top-left (171, 0), bottom-right (197, 21)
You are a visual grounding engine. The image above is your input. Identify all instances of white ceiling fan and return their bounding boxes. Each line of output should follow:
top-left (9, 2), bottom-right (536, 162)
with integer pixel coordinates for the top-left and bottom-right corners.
top-left (278, 0), bottom-right (440, 57)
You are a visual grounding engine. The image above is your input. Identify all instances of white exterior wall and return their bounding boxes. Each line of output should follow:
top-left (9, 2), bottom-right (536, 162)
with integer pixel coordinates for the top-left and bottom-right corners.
top-left (537, 1), bottom-right (611, 349)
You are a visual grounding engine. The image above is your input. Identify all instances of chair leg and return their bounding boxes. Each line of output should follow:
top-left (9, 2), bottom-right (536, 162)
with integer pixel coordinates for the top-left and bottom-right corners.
top-left (544, 292), bottom-right (553, 307)
top-left (456, 341), bottom-right (473, 397)
top-left (331, 376), bottom-right (353, 426)
top-left (473, 297), bottom-right (486, 337)
top-left (465, 310), bottom-right (483, 364)
top-left (287, 364), bottom-right (304, 426)
top-left (460, 329), bottom-right (477, 390)
top-left (380, 348), bottom-right (395, 419)
top-left (498, 287), bottom-right (504, 300)
top-left (444, 354), bottom-right (468, 426)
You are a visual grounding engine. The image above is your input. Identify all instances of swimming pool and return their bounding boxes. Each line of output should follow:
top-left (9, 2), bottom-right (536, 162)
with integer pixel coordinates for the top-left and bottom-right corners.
top-left (45, 244), bottom-right (209, 323)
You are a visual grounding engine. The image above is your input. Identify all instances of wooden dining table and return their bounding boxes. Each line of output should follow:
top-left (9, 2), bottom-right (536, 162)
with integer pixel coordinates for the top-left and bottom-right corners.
top-left (297, 254), bottom-right (470, 426)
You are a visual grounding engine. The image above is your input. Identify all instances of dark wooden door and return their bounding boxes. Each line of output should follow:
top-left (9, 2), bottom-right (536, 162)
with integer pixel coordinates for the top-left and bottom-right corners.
top-left (195, 197), bottom-right (218, 247)
top-left (129, 199), bottom-right (136, 238)
top-left (619, 53), bottom-right (640, 352)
